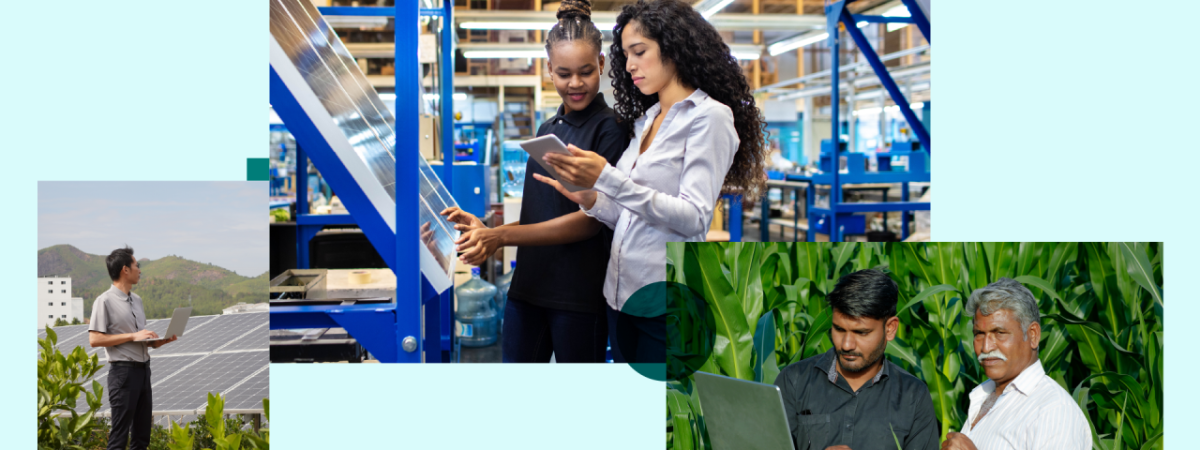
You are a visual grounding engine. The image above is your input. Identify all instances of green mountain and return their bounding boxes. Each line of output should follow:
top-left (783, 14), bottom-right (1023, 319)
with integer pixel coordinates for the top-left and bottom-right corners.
top-left (37, 245), bottom-right (267, 319)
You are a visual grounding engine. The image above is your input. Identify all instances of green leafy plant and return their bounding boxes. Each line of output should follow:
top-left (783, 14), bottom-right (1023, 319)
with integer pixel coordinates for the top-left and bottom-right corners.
top-left (202, 393), bottom-right (243, 450)
top-left (166, 420), bottom-right (195, 450)
top-left (241, 399), bottom-right (270, 450)
top-left (666, 243), bottom-right (1163, 450)
top-left (37, 326), bottom-right (106, 450)
top-left (163, 393), bottom-right (267, 450)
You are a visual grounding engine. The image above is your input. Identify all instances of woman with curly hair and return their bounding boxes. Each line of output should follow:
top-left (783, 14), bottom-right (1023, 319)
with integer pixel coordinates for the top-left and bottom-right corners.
top-left (535, 0), bottom-right (768, 362)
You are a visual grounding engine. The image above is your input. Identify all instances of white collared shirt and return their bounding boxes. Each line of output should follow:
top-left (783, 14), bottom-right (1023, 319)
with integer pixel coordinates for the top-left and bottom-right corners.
top-left (961, 359), bottom-right (1091, 450)
top-left (583, 89), bottom-right (738, 311)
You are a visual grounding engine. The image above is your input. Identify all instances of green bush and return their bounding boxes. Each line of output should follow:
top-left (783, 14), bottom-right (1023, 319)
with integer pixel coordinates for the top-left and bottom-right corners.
top-left (37, 326), bottom-right (106, 450)
top-left (159, 394), bottom-right (268, 450)
top-left (665, 242), bottom-right (1163, 450)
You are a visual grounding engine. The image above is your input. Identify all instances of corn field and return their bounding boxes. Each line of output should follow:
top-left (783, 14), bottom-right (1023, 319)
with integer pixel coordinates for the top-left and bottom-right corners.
top-left (665, 242), bottom-right (1163, 450)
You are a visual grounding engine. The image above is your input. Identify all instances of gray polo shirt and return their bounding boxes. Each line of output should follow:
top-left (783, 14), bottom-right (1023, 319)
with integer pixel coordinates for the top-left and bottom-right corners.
top-left (88, 285), bottom-right (149, 363)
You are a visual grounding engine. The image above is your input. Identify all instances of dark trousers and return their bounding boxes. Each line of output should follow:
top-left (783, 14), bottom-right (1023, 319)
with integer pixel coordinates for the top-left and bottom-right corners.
top-left (107, 362), bottom-right (152, 450)
top-left (501, 297), bottom-right (608, 363)
top-left (606, 306), bottom-right (666, 364)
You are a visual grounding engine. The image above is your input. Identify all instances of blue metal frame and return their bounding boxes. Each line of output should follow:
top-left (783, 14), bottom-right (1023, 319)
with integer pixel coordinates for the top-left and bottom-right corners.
top-left (811, 0), bottom-right (931, 242)
top-left (271, 0), bottom-right (458, 363)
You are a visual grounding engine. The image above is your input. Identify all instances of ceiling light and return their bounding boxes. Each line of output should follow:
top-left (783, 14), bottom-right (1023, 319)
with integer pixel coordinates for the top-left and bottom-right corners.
top-left (324, 16), bottom-right (390, 29)
top-left (767, 32), bottom-right (828, 56)
top-left (694, 0), bottom-right (735, 19)
top-left (459, 21), bottom-right (616, 30)
top-left (463, 50), bottom-right (546, 59)
top-left (883, 5), bottom-right (910, 32)
top-left (460, 21), bottom-right (554, 30)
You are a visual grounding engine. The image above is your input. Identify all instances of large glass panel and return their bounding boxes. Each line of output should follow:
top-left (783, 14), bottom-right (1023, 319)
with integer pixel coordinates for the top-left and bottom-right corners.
top-left (270, 0), bottom-right (459, 277)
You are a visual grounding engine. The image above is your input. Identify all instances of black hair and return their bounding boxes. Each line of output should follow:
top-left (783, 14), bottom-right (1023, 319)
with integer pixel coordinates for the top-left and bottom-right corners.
top-left (544, 0), bottom-right (604, 56)
top-left (826, 269), bottom-right (899, 320)
top-left (106, 246), bottom-right (136, 281)
top-left (609, 0), bottom-right (768, 199)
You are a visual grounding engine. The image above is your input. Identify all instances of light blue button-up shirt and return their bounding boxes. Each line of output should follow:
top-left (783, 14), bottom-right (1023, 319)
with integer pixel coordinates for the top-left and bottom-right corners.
top-left (583, 89), bottom-right (738, 311)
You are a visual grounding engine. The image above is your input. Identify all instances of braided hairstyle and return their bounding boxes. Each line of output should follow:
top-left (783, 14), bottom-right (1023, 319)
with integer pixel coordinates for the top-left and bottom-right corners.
top-left (609, 0), bottom-right (768, 199)
top-left (544, 0), bottom-right (604, 55)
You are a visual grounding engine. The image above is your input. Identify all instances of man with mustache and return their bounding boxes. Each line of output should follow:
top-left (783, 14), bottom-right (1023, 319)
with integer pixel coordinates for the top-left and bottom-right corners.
top-left (941, 278), bottom-right (1090, 450)
top-left (775, 269), bottom-right (939, 450)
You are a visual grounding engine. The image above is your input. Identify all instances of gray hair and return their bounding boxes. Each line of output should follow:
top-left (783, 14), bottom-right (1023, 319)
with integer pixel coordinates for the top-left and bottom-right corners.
top-left (965, 278), bottom-right (1040, 341)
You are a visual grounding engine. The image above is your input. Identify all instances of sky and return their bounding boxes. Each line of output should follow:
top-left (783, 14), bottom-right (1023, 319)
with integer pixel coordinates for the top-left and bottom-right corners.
top-left (38, 181), bottom-right (266, 277)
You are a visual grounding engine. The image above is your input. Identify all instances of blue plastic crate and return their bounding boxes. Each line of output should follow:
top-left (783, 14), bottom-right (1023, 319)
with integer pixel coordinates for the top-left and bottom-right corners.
top-left (813, 213), bottom-right (866, 236)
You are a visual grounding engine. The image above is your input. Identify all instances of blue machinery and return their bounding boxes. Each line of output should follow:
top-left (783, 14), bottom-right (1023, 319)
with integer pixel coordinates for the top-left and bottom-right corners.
top-left (728, 1), bottom-right (930, 243)
top-left (810, 0), bottom-right (931, 242)
top-left (268, 0), bottom-right (458, 363)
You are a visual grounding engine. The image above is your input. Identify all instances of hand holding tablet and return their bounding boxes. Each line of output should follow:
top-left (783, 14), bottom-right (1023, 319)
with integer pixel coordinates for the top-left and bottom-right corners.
top-left (520, 134), bottom-right (603, 193)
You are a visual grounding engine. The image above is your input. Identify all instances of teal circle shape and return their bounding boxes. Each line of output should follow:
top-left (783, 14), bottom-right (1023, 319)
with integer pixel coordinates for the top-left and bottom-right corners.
top-left (617, 281), bottom-right (714, 382)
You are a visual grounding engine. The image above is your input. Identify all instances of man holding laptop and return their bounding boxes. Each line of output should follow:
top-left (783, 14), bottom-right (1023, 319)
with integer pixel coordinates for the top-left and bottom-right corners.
top-left (773, 270), bottom-right (939, 450)
top-left (88, 246), bottom-right (179, 450)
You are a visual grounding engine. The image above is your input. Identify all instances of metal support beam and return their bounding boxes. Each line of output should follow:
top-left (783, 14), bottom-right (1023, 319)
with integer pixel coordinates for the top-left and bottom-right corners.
top-left (826, 2), bottom-right (843, 241)
top-left (838, 5), bottom-right (930, 152)
top-left (395, 0), bottom-right (423, 363)
top-left (900, 0), bottom-right (931, 42)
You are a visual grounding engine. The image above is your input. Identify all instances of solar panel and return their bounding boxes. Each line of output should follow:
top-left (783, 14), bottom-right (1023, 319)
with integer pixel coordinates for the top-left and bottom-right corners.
top-left (269, 0), bottom-right (459, 290)
top-left (219, 321), bottom-right (269, 352)
top-left (152, 351), bottom-right (268, 412)
top-left (73, 354), bottom-right (205, 416)
top-left (223, 365), bottom-right (270, 410)
top-left (44, 312), bottom-right (269, 422)
top-left (153, 313), bottom-right (263, 356)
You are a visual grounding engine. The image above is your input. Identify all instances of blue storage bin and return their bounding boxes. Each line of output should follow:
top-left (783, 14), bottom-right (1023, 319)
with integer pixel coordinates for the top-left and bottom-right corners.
top-left (813, 213), bottom-right (866, 236)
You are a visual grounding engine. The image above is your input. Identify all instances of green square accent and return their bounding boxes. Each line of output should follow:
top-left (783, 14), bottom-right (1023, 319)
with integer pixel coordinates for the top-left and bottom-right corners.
top-left (247, 158), bottom-right (269, 181)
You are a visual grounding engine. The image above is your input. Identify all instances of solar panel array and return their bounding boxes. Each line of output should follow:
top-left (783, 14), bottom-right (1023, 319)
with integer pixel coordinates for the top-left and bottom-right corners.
top-left (38, 311), bottom-right (268, 426)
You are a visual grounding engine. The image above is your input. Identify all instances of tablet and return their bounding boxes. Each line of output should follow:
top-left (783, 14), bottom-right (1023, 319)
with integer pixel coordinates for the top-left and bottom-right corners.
top-left (518, 134), bottom-right (589, 192)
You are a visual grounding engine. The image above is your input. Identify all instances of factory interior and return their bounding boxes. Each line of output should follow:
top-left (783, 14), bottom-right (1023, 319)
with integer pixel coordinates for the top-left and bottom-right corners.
top-left (267, 0), bottom-right (930, 363)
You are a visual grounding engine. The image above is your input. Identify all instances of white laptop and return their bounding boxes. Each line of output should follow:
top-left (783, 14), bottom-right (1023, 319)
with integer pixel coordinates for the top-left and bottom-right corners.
top-left (137, 307), bottom-right (191, 342)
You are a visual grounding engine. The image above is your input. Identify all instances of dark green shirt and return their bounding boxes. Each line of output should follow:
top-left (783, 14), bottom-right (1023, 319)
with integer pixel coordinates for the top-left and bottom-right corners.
top-left (773, 348), bottom-right (939, 450)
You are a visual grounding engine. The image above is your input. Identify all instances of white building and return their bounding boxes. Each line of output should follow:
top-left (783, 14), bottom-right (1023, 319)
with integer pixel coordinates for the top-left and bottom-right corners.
top-left (38, 277), bottom-right (84, 329)
top-left (222, 302), bottom-right (269, 315)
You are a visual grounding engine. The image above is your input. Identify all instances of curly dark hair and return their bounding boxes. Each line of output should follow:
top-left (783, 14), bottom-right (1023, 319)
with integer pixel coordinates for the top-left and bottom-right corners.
top-left (609, 0), bottom-right (767, 199)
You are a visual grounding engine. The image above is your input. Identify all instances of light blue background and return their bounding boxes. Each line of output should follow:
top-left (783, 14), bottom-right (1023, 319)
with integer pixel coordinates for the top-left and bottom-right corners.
top-left (938, 1), bottom-right (1187, 447)
top-left (9, 0), bottom-right (1184, 447)
top-left (6, 1), bottom-right (662, 448)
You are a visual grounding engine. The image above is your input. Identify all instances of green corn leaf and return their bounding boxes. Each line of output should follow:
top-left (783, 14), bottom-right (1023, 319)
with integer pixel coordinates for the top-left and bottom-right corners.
top-left (898, 284), bottom-right (959, 316)
top-left (1138, 431), bottom-right (1163, 450)
top-left (884, 336), bottom-right (918, 368)
top-left (832, 243), bottom-right (856, 277)
top-left (690, 244), bottom-right (754, 380)
top-left (753, 311), bottom-right (778, 384)
top-left (1013, 275), bottom-right (1063, 303)
top-left (921, 355), bottom-right (957, 439)
top-left (1117, 242), bottom-right (1162, 306)
top-left (668, 242), bottom-right (686, 284)
top-left (1067, 323), bottom-right (1112, 374)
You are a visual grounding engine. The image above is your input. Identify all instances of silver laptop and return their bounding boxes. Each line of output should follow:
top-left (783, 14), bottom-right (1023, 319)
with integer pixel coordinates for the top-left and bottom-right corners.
top-left (694, 371), bottom-right (796, 450)
top-left (137, 307), bottom-right (191, 342)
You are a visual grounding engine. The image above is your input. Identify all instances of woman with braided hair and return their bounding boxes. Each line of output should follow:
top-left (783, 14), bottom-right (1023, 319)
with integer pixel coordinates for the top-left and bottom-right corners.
top-left (441, 0), bottom-right (627, 363)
